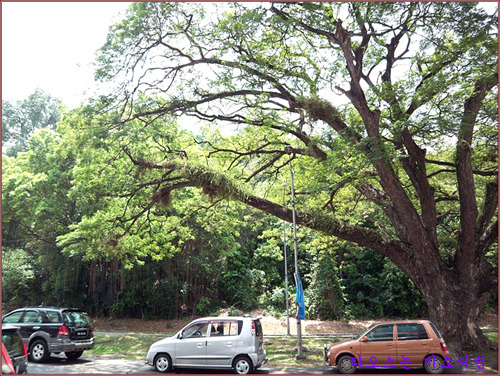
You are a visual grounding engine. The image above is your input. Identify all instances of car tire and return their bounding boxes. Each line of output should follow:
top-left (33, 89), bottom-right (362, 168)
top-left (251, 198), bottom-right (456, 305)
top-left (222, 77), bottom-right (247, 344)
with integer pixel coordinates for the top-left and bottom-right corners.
top-left (337, 355), bottom-right (357, 374)
top-left (29, 339), bottom-right (50, 363)
top-left (65, 351), bottom-right (84, 360)
top-left (154, 353), bottom-right (172, 373)
top-left (424, 355), bottom-right (444, 374)
top-left (233, 356), bottom-right (254, 374)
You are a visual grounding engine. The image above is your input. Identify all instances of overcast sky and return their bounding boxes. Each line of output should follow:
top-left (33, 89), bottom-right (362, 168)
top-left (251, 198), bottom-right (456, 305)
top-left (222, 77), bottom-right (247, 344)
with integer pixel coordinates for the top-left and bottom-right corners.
top-left (2, 2), bottom-right (131, 108)
top-left (2, 2), bottom-right (498, 110)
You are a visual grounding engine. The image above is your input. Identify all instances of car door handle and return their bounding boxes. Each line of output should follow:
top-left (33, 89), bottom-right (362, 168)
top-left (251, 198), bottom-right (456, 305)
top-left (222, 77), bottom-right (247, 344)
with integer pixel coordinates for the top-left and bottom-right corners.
top-left (226, 342), bottom-right (233, 346)
top-left (33, 326), bottom-right (40, 330)
top-left (197, 343), bottom-right (203, 348)
top-left (386, 343), bottom-right (394, 346)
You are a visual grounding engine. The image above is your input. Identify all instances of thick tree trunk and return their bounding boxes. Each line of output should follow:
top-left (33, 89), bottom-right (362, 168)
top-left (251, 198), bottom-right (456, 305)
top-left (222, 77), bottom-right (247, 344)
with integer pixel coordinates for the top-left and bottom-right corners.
top-left (404, 252), bottom-right (496, 355)
top-left (424, 281), bottom-right (492, 355)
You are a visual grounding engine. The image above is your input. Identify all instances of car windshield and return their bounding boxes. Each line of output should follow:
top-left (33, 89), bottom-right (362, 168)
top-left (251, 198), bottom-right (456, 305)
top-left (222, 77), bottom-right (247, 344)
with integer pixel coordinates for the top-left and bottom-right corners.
top-left (63, 311), bottom-right (91, 326)
top-left (354, 324), bottom-right (376, 340)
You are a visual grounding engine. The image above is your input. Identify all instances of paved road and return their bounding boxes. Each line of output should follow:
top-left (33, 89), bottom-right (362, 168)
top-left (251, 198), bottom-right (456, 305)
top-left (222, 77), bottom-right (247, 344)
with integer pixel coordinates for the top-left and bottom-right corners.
top-left (27, 354), bottom-right (498, 374)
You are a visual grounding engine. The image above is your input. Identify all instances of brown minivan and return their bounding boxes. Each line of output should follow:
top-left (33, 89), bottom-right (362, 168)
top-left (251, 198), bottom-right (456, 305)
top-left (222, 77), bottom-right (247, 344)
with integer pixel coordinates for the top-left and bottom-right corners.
top-left (323, 320), bottom-right (451, 374)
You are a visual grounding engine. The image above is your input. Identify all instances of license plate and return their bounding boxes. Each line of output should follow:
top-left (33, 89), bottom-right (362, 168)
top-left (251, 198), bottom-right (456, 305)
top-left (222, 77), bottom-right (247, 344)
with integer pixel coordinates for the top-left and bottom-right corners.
top-left (77, 331), bottom-right (87, 336)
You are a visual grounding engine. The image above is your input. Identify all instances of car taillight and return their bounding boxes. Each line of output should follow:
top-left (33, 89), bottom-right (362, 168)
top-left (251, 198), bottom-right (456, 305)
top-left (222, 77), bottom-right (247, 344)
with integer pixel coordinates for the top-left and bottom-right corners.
top-left (251, 321), bottom-right (256, 336)
top-left (22, 340), bottom-right (28, 356)
top-left (58, 325), bottom-right (70, 337)
top-left (440, 340), bottom-right (448, 352)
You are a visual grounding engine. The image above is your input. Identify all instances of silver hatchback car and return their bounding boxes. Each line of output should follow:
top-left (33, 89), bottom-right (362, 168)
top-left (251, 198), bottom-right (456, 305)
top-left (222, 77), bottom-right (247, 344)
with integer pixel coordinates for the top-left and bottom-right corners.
top-left (146, 316), bottom-right (266, 374)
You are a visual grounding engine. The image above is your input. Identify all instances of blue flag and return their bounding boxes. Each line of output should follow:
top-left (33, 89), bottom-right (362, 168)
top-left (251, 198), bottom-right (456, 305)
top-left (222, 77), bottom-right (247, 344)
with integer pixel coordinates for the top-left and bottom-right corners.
top-left (294, 272), bottom-right (306, 320)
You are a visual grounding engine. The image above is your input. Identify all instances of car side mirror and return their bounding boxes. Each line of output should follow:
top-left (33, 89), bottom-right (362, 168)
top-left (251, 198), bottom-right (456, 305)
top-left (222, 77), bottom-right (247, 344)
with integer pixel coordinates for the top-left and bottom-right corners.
top-left (359, 336), bottom-right (367, 342)
top-left (177, 333), bottom-right (183, 339)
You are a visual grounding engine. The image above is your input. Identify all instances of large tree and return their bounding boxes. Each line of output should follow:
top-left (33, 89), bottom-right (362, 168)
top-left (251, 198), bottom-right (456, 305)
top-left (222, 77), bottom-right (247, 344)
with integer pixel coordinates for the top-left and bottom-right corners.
top-left (2, 89), bottom-right (62, 156)
top-left (92, 2), bottom-right (497, 352)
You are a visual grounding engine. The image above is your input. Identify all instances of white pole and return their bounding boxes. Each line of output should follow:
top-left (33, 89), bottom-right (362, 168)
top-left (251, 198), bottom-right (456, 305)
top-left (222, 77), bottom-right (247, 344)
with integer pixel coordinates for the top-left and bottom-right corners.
top-left (287, 147), bottom-right (303, 358)
top-left (283, 184), bottom-right (290, 337)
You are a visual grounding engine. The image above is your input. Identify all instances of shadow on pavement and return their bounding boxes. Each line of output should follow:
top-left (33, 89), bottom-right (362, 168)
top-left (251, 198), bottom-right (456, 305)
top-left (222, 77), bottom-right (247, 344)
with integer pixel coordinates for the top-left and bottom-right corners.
top-left (173, 368), bottom-right (270, 374)
top-left (37, 355), bottom-right (93, 366)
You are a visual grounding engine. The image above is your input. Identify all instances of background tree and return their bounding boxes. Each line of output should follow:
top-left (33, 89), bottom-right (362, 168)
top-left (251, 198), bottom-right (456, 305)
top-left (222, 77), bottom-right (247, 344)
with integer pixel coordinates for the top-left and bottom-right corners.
top-left (91, 2), bottom-right (497, 353)
top-left (2, 128), bottom-right (85, 308)
top-left (2, 89), bottom-right (62, 156)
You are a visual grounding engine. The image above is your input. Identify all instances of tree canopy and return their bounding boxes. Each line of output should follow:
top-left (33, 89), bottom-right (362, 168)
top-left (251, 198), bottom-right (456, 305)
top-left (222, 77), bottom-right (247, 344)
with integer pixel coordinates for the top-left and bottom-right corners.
top-left (2, 89), bottom-right (62, 156)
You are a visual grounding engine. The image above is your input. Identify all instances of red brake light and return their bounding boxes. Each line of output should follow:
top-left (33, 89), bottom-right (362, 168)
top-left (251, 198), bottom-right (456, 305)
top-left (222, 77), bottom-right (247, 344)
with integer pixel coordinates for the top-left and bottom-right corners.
top-left (58, 325), bottom-right (70, 337)
top-left (440, 340), bottom-right (448, 352)
top-left (22, 340), bottom-right (28, 356)
top-left (251, 321), bottom-right (256, 336)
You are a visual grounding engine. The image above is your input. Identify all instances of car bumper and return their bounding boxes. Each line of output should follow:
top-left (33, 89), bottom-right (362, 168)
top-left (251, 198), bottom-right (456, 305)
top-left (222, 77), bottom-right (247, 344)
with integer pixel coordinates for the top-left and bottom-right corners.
top-left (323, 345), bottom-right (331, 366)
top-left (250, 350), bottom-right (267, 369)
top-left (12, 355), bottom-right (28, 374)
top-left (49, 338), bottom-right (94, 353)
top-left (145, 351), bottom-right (154, 366)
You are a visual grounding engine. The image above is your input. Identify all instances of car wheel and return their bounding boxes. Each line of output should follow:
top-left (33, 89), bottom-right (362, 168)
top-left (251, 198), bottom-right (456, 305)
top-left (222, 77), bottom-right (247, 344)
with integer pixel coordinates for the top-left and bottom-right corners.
top-left (337, 355), bottom-right (357, 374)
top-left (424, 355), bottom-right (444, 374)
top-left (29, 339), bottom-right (50, 363)
top-left (65, 351), bottom-right (84, 360)
top-left (154, 353), bottom-right (172, 373)
top-left (233, 356), bottom-right (254, 374)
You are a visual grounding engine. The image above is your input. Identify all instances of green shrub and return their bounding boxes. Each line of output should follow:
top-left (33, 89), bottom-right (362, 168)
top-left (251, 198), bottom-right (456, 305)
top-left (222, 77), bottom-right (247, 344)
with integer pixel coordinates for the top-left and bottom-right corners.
top-left (228, 305), bottom-right (243, 316)
top-left (1, 248), bottom-right (36, 309)
top-left (196, 297), bottom-right (211, 316)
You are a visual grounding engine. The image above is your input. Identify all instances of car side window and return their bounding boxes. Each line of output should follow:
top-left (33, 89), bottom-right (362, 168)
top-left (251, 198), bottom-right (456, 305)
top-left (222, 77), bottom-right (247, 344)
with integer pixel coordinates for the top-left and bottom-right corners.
top-left (46, 311), bottom-right (62, 323)
top-left (211, 321), bottom-right (240, 337)
top-left (182, 322), bottom-right (209, 338)
top-left (397, 324), bottom-right (429, 340)
top-left (366, 324), bottom-right (394, 342)
top-left (428, 322), bottom-right (443, 339)
top-left (21, 310), bottom-right (41, 324)
top-left (2, 312), bottom-right (23, 324)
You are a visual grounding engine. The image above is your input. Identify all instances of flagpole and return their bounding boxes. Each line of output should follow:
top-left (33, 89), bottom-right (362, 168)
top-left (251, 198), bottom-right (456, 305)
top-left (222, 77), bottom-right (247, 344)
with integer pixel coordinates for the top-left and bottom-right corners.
top-left (283, 184), bottom-right (290, 337)
top-left (285, 145), bottom-right (303, 358)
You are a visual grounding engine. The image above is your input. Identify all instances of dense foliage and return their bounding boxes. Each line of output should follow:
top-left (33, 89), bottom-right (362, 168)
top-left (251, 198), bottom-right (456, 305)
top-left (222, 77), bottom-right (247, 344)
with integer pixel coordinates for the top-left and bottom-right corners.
top-left (2, 92), bottom-right (428, 320)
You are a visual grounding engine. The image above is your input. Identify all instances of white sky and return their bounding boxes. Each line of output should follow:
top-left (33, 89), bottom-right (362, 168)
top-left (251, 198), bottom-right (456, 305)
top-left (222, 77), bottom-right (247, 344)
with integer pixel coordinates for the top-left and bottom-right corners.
top-left (2, 2), bottom-right (498, 110)
top-left (2, 2), bottom-right (131, 109)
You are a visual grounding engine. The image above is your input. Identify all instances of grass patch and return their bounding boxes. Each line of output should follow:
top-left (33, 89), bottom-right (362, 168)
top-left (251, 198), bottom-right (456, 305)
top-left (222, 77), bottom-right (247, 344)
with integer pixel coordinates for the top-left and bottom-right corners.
top-left (485, 332), bottom-right (497, 342)
top-left (265, 337), bottom-right (342, 367)
top-left (87, 334), bottom-right (157, 360)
